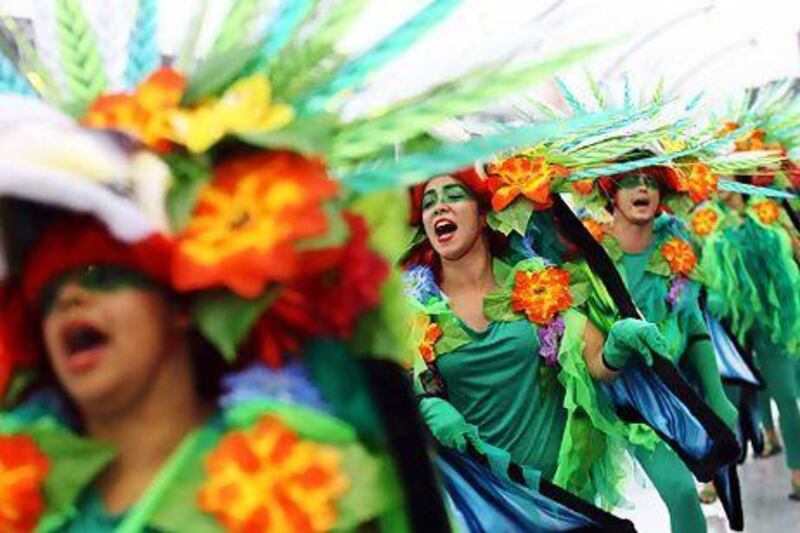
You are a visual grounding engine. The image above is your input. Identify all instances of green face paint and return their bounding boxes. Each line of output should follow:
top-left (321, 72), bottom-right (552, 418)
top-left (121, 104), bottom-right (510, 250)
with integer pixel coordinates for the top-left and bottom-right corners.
top-left (39, 264), bottom-right (160, 315)
top-left (421, 183), bottom-right (474, 212)
top-left (617, 173), bottom-right (660, 190)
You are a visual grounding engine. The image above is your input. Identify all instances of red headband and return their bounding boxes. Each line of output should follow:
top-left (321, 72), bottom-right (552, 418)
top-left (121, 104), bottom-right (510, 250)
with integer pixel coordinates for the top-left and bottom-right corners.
top-left (22, 215), bottom-right (173, 307)
top-left (408, 167), bottom-right (490, 225)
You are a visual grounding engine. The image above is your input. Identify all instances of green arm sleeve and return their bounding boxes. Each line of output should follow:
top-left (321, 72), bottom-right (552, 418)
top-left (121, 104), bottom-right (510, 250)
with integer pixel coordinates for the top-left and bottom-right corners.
top-left (685, 312), bottom-right (738, 429)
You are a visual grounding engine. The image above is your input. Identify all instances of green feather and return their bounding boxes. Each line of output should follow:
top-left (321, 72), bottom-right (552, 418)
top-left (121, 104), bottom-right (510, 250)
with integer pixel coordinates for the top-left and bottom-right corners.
top-left (207, 0), bottom-right (271, 57)
top-left (54, 0), bottom-right (107, 112)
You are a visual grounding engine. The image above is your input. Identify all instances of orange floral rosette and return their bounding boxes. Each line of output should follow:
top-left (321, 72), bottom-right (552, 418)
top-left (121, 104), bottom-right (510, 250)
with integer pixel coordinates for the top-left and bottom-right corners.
top-left (487, 156), bottom-right (569, 212)
top-left (198, 415), bottom-right (349, 532)
top-left (691, 208), bottom-right (719, 237)
top-left (0, 434), bottom-right (50, 532)
top-left (581, 218), bottom-right (606, 242)
top-left (173, 151), bottom-right (339, 298)
top-left (660, 237), bottom-right (697, 276)
top-left (676, 163), bottom-right (718, 204)
top-left (418, 321), bottom-right (442, 364)
top-left (571, 179), bottom-right (594, 196)
top-left (752, 199), bottom-right (781, 225)
top-left (511, 267), bottom-right (573, 325)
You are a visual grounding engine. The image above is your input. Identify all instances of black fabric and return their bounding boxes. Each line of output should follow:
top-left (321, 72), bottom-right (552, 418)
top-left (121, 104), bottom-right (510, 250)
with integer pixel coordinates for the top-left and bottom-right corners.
top-left (781, 199), bottom-right (800, 234)
top-left (712, 463), bottom-right (744, 531)
top-left (739, 388), bottom-right (766, 459)
top-left (362, 359), bottom-right (452, 533)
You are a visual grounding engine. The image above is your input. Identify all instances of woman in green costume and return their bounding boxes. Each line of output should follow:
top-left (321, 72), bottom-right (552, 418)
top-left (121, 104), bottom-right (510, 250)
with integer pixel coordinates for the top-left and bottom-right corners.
top-left (404, 168), bottom-right (717, 533)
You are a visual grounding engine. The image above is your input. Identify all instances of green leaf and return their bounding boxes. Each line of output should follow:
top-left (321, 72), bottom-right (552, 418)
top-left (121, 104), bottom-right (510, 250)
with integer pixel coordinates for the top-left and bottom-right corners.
top-left (163, 153), bottom-right (213, 232)
top-left (602, 234), bottom-right (623, 261)
top-left (347, 190), bottom-right (410, 261)
top-left (569, 281), bottom-right (590, 308)
top-left (648, 252), bottom-right (672, 277)
top-left (192, 289), bottom-right (277, 361)
top-left (483, 289), bottom-right (517, 322)
top-left (239, 113), bottom-right (339, 156)
top-left (224, 399), bottom-right (357, 443)
top-left (27, 423), bottom-right (116, 531)
top-left (435, 314), bottom-right (471, 355)
top-left (486, 197), bottom-right (534, 236)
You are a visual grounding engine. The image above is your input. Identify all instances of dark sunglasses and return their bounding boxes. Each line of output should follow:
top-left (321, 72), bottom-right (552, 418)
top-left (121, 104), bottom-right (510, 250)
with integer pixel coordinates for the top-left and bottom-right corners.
top-left (39, 264), bottom-right (160, 315)
top-left (616, 173), bottom-right (660, 190)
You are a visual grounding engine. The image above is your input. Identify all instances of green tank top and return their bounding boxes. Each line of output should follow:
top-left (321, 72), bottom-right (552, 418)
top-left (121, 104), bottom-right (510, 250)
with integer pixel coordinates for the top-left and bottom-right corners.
top-left (435, 318), bottom-right (567, 479)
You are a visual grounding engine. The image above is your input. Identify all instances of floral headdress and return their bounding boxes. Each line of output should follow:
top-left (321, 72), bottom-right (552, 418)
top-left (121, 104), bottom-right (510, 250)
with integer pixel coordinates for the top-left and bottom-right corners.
top-left (0, 1), bottom-right (614, 400)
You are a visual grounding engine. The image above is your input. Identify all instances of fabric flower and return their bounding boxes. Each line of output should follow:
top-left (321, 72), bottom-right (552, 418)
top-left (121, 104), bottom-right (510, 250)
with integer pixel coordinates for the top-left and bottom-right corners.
top-left (677, 163), bottom-right (718, 204)
top-left (402, 265), bottom-right (440, 303)
top-left (537, 314), bottom-right (565, 366)
top-left (581, 218), bottom-right (606, 242)
top-left (487, 156), bottom-right (569, 211)
top-left (691, 207), bottom-right (719, 237)
top-left (84, 67), bottom-right (185, 152)
top-left (198, 415), bottom-right (348, 532)
top-left (511, 267), bottom-right (573, 326)
top-left (660, 237), bottom-right (697, 276)
top-left (0, 434), bottom-right (50, 532)
top-left (735, 129), bottom-right (767, 152)
top-left (666, 276), bottom-right (689, 309)
top-left (415, 315), bottom-right (443, 364)
top-left (219, 362), bottom-right (330, 412)
top-left (753, 199), bottom-right (781, 225)
top-left (173, 151), bottom-right (339, 297)
top-left (571, 179), bottom-right (594, 196)
top-left (168, 75), bottom-right (294, 153)
top-left (251, 214), bottom-right (389, 366)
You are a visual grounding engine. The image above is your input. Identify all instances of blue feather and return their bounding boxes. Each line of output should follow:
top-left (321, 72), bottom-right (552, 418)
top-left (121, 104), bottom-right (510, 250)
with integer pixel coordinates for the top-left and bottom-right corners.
top-left (555, 76), bottom-right (586, 113)
top-left (257, 0), bottom-right (315, 67)
top-left (0, 51), bottom-right (35, 95)
top-left (124, 0), bottom-right (159, 88)
top-left (297, 0), bottom-right (462, 115)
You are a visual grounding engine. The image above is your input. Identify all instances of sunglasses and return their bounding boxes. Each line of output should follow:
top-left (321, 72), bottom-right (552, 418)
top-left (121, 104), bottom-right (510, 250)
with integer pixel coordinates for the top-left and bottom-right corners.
top-left (39, 264), bottom-right (160, 315)
top-left (616, 173), bottom-right (660, 190)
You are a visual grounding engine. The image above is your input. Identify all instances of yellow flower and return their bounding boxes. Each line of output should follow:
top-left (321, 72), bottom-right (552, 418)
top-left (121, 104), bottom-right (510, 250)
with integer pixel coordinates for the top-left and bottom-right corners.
top-left (169, 75), bottom-right (294, 153)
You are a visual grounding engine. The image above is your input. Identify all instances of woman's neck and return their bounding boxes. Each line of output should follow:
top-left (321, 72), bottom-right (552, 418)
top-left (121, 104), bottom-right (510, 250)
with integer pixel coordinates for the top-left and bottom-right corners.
top-left (611, 213), bottom-right (655, 254)
top-left (85, 351), bottom-right (211, 514)
top-left (439, 236), bottom-right (496, 296)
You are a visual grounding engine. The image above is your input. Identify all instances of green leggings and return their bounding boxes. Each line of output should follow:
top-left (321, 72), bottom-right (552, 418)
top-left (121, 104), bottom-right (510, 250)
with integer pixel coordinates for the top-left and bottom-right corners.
top-left (754, 334), bottom-right (800, 469)
top-left (635, 443), bottom-right (707, 533)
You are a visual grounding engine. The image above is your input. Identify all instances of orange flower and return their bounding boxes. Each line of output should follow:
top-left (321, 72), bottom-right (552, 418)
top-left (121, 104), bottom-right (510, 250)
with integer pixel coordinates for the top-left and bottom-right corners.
top-left (487, 156), bottom-right (569, 211)
top-left (677, 163), bottom-right (718, 204)
top-left (581, 218), bottom-right (606, 242)
top-left (691, 208), bottom-right (719, 237)
top-left (661, 237), bottom-right (697, 276)
top-left (571, 179), bottom-right (594, 196)
top-left (715, 121), bottom-right (740, 138)
top-left (418, 321), bottom-right (443, 364)
top-left (753, 199), bottom-right (781, 225)
top-left (84, 68), bottom-right (185, 152)
top-left (511, 267), bottom-right (573, 325)
top-left (198, 415), bottom-right (349, 532)
top-left (173, 151), bottom-right (339, 297)
top-left (0, 434), bottom-right (50, 532)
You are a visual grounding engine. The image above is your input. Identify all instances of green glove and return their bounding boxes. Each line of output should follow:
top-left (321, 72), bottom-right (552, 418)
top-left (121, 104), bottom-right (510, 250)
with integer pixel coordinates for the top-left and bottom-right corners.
top-left (603, 318), bottom-right (671, 370)
top-left (419, 397), bottom-right (484, 453)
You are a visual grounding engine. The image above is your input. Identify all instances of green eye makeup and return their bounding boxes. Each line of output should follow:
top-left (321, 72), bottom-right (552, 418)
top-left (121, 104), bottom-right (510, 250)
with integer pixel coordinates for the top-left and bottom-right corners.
top-left (39, 264), bottom-right (160, 315)
top-left (421, 183), bottom-right (474, 211)
top-left (617, 173), bottom-right (660, 190)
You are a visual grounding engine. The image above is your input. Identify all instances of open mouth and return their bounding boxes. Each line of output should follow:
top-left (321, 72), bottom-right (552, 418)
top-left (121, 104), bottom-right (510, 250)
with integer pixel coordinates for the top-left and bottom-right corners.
top-left (632, 198), bottom-right (651, 208)
top-left (434, 219), bottom-right (458, 238)
top-left (62, 322), bottom-right (109, 358)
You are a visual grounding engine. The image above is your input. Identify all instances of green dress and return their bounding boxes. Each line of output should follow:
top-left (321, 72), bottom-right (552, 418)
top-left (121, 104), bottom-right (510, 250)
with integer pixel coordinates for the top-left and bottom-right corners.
top-left (435, 318), bottom-right (566, 479)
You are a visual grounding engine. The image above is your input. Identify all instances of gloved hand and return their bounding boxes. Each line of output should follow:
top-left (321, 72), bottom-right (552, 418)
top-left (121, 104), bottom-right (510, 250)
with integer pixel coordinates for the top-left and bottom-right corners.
top-left (603, 318), bottom-right (671, 370)
top-left (419, 397), bottom-right (484, 453)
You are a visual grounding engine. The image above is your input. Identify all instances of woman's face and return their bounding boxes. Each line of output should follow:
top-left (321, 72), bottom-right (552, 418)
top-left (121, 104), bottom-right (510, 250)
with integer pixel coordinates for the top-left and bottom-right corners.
top-left (612, 173), bottom-right (661, 225)
top-left (41, 267), bottom-right (186, 417)
top-left (421, 175), bottom-right (484, 261)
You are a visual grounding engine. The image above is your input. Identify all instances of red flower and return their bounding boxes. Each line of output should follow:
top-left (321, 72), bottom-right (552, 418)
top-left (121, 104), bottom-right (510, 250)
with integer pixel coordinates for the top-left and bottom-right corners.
top-left (676, 163), bottom-right (718, 204)
top-left (173, 151), bottom-right (339, 298)
top-left (571, 179), bottom-right (594, 196)
top-left (252, 214), bottom-right (389, 366)
top-left (0, 434), bottom-right (50, 532)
